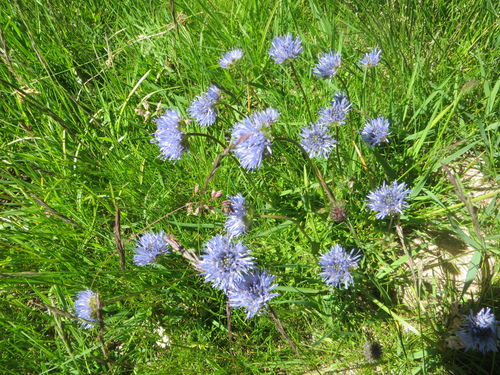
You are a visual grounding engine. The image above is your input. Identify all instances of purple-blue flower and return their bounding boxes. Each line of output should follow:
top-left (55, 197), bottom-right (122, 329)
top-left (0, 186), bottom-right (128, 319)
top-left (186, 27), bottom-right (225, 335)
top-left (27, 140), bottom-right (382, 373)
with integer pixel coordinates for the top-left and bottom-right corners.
top-left (457, 308), bottom-right (500, 353)
top-left (231, 108), bottom-right (279, 170)
top-left (74, 289), bottom-right (98, 329)
top-left (317, 93), bottom-right (352, 126)
top-left (269, 34), bottom-right (303, 64)
top-left (319, 244), bottom-right (361, 289)
top-left (361, 116), bottom-right (390, 146)
top-left (225, 193), bottom-right (251, 237)
top-left (187, 85), bottom-right (220, 126)
top-left (359, 47), bottom-right (382, 68)
top-left (219, 48), bottom-right (243, 69)
top-left (299, 123), bottom-right (337, 158)
top-left (314, 51), bottom-right (341, 79)
top-left (228, 269), bottom-right (279, 319)
top-left (133, 231), bottom-right (170, 266)
top-left (199, 235), bottom-right (255, 293)
top-left (367, 180), bottom-right (411, 219)
top-left (151, 109), bottom-right (187, 161)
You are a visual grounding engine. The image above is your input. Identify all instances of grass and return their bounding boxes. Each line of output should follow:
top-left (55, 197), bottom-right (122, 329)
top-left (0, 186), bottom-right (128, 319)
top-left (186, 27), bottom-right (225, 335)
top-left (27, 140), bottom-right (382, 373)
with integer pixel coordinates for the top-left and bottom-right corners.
top-left (1, 0), bottom-right (500, 373)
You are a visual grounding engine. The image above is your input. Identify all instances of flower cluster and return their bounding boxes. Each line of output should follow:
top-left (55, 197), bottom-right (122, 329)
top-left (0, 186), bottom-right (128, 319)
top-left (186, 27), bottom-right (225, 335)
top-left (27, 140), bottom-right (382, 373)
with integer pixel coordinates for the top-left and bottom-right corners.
top-left (319, 244), bottom-right (361, 289)
top-left (367, 180), bottom-right (411, 219)
top-left (151, 109), bottom-right (187, 161)
top-left (73, 289), bottom-right (98, 329)
top-left (219, 48), bottom-right (243, 69)
top-left (359, 47), bottom-right (381, 68)
top-left (457, 307), bottom-right (500, 353)
top-left (268, 34), bottom-right (303, 64)
top-left (317, 93), bottom-right (352, 126)
top-left (299, 122), bottom-right (337, 159)
top-left (224, 193), bottom-right (251, 237)
top-left (361, 116), bottom-right (390, 146)
top-left (133, 231), bottom-right (170, 266)
top-left (231, 108), bottom-right (279, 170)
top-left (314, 51), bottom-right (341, 79)
top-left (188, 85), bottom-right (220, 126)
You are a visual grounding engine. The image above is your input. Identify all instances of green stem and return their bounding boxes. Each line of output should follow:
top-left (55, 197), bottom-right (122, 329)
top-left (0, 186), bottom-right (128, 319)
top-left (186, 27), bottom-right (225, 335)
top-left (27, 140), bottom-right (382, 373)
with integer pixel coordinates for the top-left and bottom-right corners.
top-left (289, 61), bottom-right (313, 123)
top-left (258, 214), bottom-right (314, 245)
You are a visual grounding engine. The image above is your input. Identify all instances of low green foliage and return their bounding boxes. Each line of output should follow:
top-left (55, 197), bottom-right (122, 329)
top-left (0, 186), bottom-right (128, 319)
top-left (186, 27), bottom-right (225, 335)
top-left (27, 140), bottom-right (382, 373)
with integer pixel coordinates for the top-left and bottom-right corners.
top-left (1, 0), bottom-right (499, 374)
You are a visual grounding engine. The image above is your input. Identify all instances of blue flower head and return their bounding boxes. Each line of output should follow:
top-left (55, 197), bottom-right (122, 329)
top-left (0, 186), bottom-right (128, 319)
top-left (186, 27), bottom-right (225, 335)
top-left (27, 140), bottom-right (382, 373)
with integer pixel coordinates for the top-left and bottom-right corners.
top-left (314, 51), bottom-right (341, 79)
top-left (199, 235), bottom-right (255, 293)
top-left (231, 108), bottom-right (280, 170)
top-left (74, 289), bottom-right (98, 329)
top-left (228, 269), bottom-right (279, 319)
top-left (219, 48), bottom-right (243, 69)
top-left (187, 85), bottom-right (220, 126)
top-left (359, 47), bottom-right (382, 68)
top-left (133, 231), bottom-right (170, 266)
top-left (361, 116), bottom-right (390, 146)
top-left (299, 123), bottom-right (337, 159)
top-left (319, 244), bottom-right (361, 289)
top-left (151, 109), bottom-right (187, 161)
top-left (269, 34), bottom-right (303, 64)
top-left (317, 93), bottom-right (352, 126)
top-left (225, 193), bottom-right (251, 237)
top-left (457, 308), bottom-right (500, 353)
top-left (367, 180), bottom-right (411, 219)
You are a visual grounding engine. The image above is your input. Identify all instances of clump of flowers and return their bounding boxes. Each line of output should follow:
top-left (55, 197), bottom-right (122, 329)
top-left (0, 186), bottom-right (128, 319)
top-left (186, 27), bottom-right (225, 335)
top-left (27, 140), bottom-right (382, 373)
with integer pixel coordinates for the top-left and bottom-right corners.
top-left (151, 109), bottom-right (187, 161)
top-left (361, 116), bottom-right (390, 146)
top-left (319, 244), bottom-right (361, 289)
top-left (224, 193), bottom-right (251, 237)
top-left (219, 48), bottom-right (243, 69)
top-left (133, 231), bottom-right (170, 266)
top-left (74, 289), bottom-right (98, 329)
top-left (457, 307), bottom-right (500, 353)
top-left (199, 235), bottom-right (255, 293)
top-left (228, 269), bottom-right (279, 319)
top-left (187, 85), bottom-right (220, 126)
top-left (366, 180), bottom-right (411, 219)
top-left (313, 51), bottom-right (341, 79)
top-left (317, 93), bottom-right (351, 126)
top-left (359, 47), bottom-right (382, 67)
top-left (231, 108), bottom-right (280, 170)
top-left (299, 122), bottom-right (337, 159)
top-left (269, 34), bottom-right (303, 64)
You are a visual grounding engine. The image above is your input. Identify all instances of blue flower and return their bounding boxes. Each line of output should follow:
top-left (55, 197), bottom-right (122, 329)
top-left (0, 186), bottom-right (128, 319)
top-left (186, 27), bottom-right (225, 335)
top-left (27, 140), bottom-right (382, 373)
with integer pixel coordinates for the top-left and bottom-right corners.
top-left (151, 109), bottom-right (187, 161)
top-left (133, 231), bottom-right (170, 266)
top-left (225, 193), bottom-right (251, 237)
top-left (299, 123), bottom-right (337, 158)
top-left (187, 85), bottom-right (220, 126)
top-left (366, 180), bottom-right (411, 219)
top-left (457, 308), bottom-right (500, 353)
top-left (361, 116), bottom-right (390, 146)
top-left (74, 289), bottom-right (98, 329)
top-left (219, 48), bottom-right (243, 69)
top-left (199, 235), bottom-right (255, 293)
top-left (319, 244), bottom-right (361, 289)
top-left (359, 47), bottom-right (382, 68)
top-left (228, 269), bottom-right (279, 319)
top-left (317, 93), bottom-right (352, 126)
top-left (314, 51), bottom-right (341, 79)
top-left (231, 108), bottom-right (279, 170)
top-left (269, 34), bottom-right (303, 64)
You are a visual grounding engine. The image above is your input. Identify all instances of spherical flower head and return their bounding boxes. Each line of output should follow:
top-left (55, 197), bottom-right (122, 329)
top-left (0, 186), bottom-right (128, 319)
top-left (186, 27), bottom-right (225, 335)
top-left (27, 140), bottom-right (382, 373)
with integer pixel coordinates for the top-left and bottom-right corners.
top-left (219, 48), bottom-right (243, 69)
top-left (359, 47), bottom-right (382, 68)
top-left (269, 34), bottom-right (303, 64)
top-left (151, 109), bottom-right (187, 161)
top-left (319, 244), bottom-right (361, 289)
top-left (457, 308), bottom-right (500, 353)
top-left (231, 108), bottom-right (279, 171)
top-left (187, 85), bottom-right (220, 126)
top-left (73, 289), bottom-right (98, 329)
top-left (317, 93), bottom-right (351, 126)
top-left (313, 51), bottom-right (341, 79)
top-left (133, 231), bottom-right (170, 266)
top-left (367, 180), bottom-right (411, 219)
top-left (228, 269), bottom-right (279, 319)
top-left (361, 116), bottom-right (390, 146)
top-left (225, 193), bottom-right (251, 237)
top-left (199, 235), bottom-right (255, 293)
top-left (299, 123), bottom-right (337, 159)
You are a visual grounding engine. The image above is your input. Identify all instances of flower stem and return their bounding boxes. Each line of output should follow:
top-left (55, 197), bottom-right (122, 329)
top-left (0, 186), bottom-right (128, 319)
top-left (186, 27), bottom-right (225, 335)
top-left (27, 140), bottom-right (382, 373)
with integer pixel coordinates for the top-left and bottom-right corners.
top-left (289, 61), bottom-right (313, 123)
top-left (268, 306), bottom-right (301, 359)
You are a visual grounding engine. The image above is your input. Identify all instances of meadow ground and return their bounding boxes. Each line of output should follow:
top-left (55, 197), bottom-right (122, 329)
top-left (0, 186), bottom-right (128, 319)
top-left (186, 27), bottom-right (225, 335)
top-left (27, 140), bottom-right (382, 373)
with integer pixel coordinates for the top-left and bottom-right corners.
top-left (1, 0), bottom-right (500, 374)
